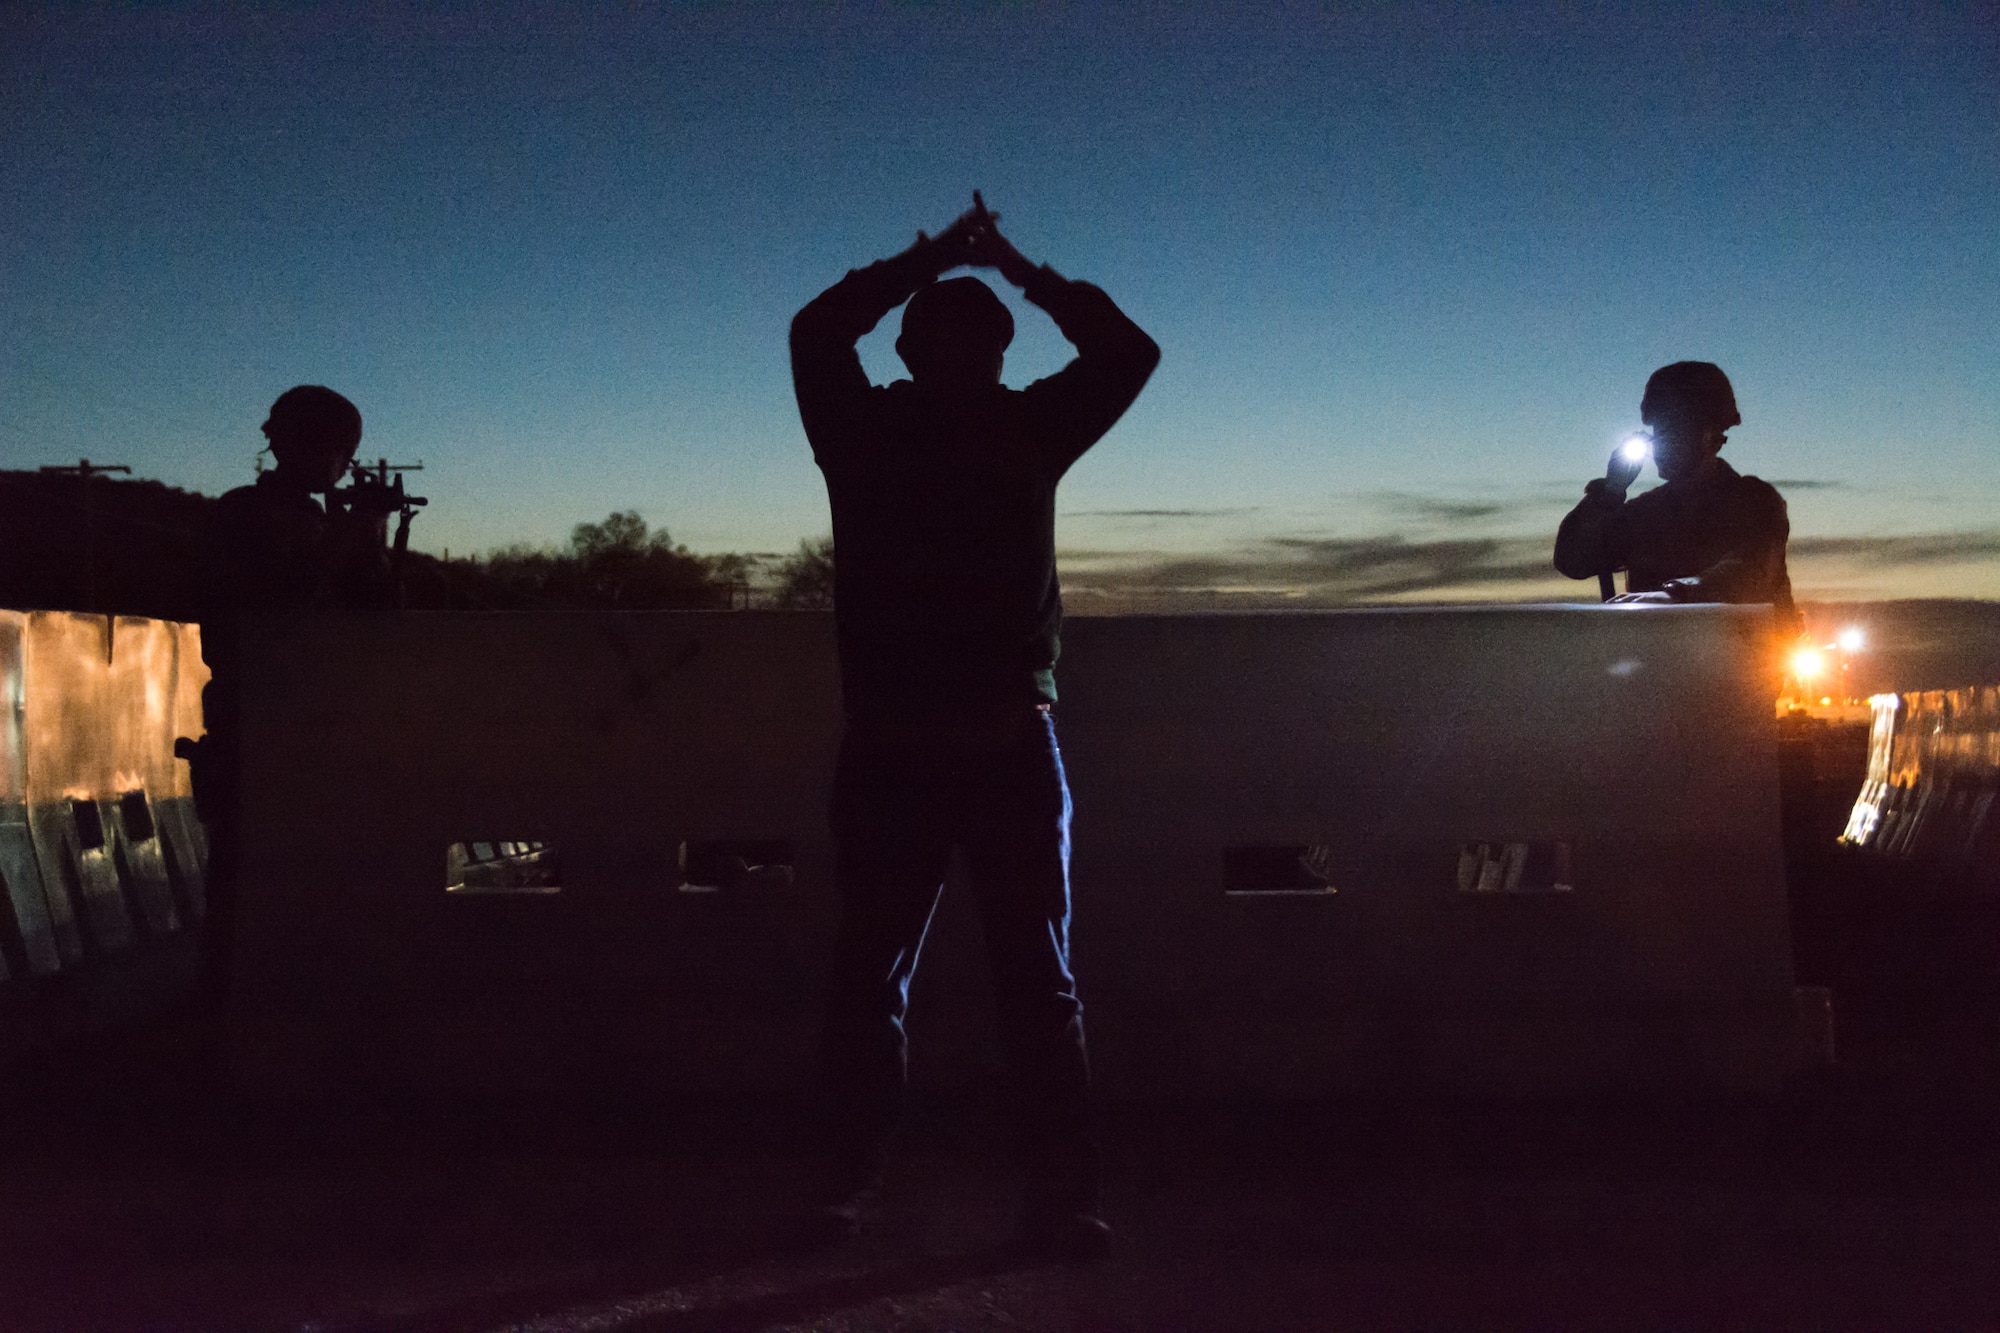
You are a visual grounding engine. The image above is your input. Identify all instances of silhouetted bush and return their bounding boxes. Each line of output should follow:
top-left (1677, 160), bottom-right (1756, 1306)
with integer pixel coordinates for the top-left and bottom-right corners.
top-left (451, 511), bottom-right (735, 610)
top-left (0, 470), bottom-right (214, 621)
top-left (774, 535), bottom-right (835, 609)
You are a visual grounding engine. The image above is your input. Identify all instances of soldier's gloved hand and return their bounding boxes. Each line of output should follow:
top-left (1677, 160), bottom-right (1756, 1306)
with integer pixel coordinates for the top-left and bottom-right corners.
top-left (1602, 445), bottom-right (1644, 496)
top-left (1658, 577), bottom-right (1703, 601)
top-left (336, 477), bottom-right (404, 519)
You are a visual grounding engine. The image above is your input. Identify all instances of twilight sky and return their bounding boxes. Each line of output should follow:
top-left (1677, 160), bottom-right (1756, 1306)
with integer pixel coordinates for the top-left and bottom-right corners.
top-left (3, 5), bottom-right (1996, 606)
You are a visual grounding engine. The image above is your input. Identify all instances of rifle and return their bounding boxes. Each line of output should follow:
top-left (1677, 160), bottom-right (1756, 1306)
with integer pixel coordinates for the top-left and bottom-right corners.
top-left (330, 458), bottom-right (428, 555)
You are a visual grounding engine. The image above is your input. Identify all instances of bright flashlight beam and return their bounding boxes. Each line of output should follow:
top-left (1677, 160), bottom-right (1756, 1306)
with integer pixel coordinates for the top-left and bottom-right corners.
top-left (1837, 627), bottom-right (1865, 653)
top-left (1792, 648), bottom-right (1826, 681)
top-left (1619, 436), bottom-right (1650, 464)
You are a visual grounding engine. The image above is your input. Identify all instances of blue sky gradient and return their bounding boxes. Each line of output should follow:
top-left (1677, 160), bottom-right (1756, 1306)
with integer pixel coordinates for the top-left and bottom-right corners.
top-left (3, 5), bottom-right (1995, 603)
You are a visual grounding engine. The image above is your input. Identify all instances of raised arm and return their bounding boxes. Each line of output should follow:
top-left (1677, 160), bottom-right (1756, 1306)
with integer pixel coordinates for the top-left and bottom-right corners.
top-left (970, 220), bottom-right (1161, 475)
top-left (1554, 442), bottom-right (1646, 584)
top-left (1553, 478), bottom-right (1631, 582)
top-left (790, 208), bottom-right (986, 459)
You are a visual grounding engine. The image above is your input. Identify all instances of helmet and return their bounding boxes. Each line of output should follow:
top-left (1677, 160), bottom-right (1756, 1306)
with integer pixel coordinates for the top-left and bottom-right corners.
top-left (1641, 362), bottom-right (1740, 430)
top-left (266, 385), bottom-right (363, 456)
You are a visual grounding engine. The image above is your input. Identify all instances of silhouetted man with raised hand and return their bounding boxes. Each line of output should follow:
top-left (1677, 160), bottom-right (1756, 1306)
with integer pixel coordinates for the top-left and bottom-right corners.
top-left (1555, 361), bottom-right (1798, 625)
top-left (791, 197), bottom-right (1158, 1259)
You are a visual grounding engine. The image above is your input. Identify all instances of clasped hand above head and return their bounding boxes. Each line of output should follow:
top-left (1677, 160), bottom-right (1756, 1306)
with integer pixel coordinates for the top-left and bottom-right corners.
top-left (913, 192), bottom-right (1039, 288)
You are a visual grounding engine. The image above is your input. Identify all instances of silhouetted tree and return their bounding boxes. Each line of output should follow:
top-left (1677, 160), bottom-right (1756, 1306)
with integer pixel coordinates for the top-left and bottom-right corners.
top-left (0, 470), bottom-right (214, 621)
top-left (463, 511), bottom-right (734, 610)
top-left (774, 535), bottom-right (835, 609)
top-left (705, 552), bottom-right (756, 609)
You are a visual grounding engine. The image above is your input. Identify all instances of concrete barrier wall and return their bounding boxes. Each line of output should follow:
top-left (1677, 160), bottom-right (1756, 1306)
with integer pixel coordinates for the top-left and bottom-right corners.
top-left (226, 606), bottom-right (1804, 1098)
top-left (0, 611), bottom-right (208, 1060)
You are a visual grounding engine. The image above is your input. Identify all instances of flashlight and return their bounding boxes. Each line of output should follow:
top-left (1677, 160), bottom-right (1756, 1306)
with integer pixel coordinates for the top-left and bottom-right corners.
top-left (1619, 433), bottom-right (1651, 465)
top-left (1837, 627), bottom-right (1865, 653)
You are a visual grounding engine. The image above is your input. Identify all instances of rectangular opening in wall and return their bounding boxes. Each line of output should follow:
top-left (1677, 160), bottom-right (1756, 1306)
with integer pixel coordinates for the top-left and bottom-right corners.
top-left (678, 839), bottom-right (796, 893)
top-left (70, 799), bottom-right (105, 851)
top-left (1223, 844), bottom-right (1337, 895)
top-left (117, 791), bottom-right (156, 843)
top-left (446, 841), bottom-right (561, 894)
top-left (1456, 841), bottom-right (1573, 895)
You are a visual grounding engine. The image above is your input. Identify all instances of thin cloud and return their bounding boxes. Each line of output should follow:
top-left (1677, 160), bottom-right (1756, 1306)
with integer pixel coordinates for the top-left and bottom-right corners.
top-left (1764, 479), bottom-right (1849, 492)
top-left (1064, 507), bottom-right (1257, 519)
top-left (1790, 531), bottom-right (2000, 568)
top-left (1371, 492), bottom-right (1513, 523)
top-left (1063, 526), bottom-right (2000, 610)
top-left (1064, 534), bottom-right (1566, 605)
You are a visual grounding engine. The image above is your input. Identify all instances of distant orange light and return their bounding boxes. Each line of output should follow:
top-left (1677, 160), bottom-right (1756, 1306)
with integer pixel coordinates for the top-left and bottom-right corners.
top-left (1793, 648), bottom-right (1826, 681)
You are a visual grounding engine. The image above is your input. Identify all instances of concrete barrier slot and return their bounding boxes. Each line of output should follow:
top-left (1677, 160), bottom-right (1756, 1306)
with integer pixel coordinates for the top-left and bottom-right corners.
top-left (1456, 840), bottom-right (1574, 895)
top-left (445, 841), bottom-right (561, 894)
top-left (117, 791), bottom-right (155, 842)
top-left (677, 839), bottom-right (796, 893)
top-left (1222, 844), bottom-right (1337, 895)
top-left (70, 799), bottom-right (105, 851)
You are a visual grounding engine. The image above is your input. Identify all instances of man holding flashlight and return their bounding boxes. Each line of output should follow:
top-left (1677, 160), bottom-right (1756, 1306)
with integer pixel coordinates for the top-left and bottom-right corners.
top-left (790, 196), bottom-right (1158, 1258)
top-left (1554, 361), bottom-right (1797, 622)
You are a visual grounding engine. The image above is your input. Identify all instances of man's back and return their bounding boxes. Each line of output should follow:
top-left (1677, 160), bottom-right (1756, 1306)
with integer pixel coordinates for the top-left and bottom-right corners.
top-left (209, 473), bottom-right (333, 616)
top-left (789, 202), bottom-right (1152, 1259)
top-left (792, 248), bottom-right (1157, 715)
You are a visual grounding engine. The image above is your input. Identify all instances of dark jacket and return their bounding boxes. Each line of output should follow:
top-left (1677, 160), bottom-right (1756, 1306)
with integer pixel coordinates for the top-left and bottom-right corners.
top-left (1555, 459), bottom-right (1796, 613)
top-left (200, 473), bottom-right (391, 730)
top-left (791, 255), bottom-right (1159, 717)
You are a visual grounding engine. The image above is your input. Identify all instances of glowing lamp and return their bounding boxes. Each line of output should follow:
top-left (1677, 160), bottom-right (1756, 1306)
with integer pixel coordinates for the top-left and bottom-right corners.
top-left (1792, 648), bottom-right (1826, 681)
top-left (1618, 435), bottom-right (1650, 464)
top-left (1837, 627), bottom-right (1865, 653)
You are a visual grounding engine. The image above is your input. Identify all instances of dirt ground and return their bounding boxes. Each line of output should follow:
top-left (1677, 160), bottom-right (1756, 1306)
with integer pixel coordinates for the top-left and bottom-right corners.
top-left (4, 1067), bottom-right (2000, 1333)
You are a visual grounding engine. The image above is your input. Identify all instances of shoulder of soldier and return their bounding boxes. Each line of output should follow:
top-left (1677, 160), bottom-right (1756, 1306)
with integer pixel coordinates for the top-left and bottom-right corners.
top-left (217, 476), bottom-right (321, 521)
top-left (1621, 483), bottom-right (1670, 516)
top-left (1730, 471), bottom-right (1789, 514)
top-left (215, 482), bottom-right (263, 513)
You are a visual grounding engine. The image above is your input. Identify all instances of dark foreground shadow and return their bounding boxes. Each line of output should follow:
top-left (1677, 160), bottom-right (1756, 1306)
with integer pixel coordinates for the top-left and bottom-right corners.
top-left (361, 1238), bottom-right (1025, 1333)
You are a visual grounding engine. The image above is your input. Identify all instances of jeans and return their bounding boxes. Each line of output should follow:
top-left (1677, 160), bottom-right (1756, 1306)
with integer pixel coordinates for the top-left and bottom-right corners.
top-left (817, 707), bottom-right (1096, 1207)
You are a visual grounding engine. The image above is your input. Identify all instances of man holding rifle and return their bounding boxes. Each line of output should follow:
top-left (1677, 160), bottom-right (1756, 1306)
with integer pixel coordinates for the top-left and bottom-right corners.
top-left (185, 386), bottom-right (400, 1006)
